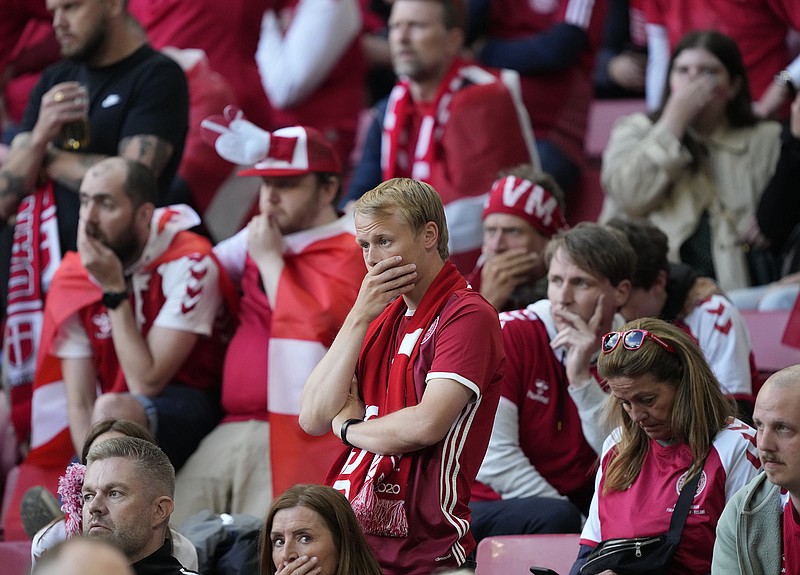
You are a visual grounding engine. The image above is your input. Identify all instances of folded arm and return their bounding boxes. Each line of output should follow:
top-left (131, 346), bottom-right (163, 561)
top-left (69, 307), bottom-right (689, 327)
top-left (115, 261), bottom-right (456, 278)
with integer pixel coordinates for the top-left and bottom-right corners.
top-left (332, 377), bottom-right (474, 456)
top-left (299, 255), bottom-right (417, 434)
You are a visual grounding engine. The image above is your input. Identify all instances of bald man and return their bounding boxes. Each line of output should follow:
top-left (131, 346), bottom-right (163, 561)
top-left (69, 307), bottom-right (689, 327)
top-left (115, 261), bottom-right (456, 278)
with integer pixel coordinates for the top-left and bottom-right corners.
top-left (712, 364), bottom-right (800, 574)
top-left (34, 537), bottom-right (134, 575)
top-left (31, 157), bottom-right (232, 470)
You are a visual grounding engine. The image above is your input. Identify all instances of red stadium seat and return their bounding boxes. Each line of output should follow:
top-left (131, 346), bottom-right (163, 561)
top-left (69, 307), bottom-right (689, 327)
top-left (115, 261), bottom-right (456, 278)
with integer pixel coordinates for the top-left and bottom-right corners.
top-left (0, 540), bottom-right (32, 575)
top-left (475, 533), bottom-right (581, 575)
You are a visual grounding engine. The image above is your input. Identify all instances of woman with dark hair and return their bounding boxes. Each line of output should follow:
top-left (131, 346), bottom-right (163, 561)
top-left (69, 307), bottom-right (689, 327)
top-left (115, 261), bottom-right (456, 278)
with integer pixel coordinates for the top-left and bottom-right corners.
top-left (262, 484), bottom-right (382, 575)
top-left (599, 30), bottom-right (782, 292)
top-left (569, 318), bottom-right (762, 575)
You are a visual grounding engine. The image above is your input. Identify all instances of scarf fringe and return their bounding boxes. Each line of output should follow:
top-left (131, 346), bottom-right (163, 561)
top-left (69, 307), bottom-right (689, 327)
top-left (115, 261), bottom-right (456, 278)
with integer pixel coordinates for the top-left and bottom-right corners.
top-left (352, 479), bottom-right (409, 538)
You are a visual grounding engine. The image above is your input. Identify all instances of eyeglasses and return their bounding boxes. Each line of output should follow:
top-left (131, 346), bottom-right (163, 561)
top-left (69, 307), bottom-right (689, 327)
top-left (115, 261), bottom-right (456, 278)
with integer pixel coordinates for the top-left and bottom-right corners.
top-left (601, 329), bottom-right (676, 354)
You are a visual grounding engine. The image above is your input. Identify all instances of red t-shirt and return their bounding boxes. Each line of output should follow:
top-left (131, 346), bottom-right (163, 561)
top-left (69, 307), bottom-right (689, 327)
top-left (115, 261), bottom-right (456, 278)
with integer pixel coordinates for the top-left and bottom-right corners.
top-left (474, 305), bottom-right (598, 509)
top-left (340, 291), bottom-right (504, 575)
top-left (783, 498), bottom-right (800, 575)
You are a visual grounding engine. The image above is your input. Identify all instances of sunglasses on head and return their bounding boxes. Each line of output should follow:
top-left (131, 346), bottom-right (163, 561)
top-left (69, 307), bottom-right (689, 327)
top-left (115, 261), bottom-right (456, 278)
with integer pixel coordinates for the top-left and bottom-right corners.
top-left (601, 329), bottom-right (676, 354)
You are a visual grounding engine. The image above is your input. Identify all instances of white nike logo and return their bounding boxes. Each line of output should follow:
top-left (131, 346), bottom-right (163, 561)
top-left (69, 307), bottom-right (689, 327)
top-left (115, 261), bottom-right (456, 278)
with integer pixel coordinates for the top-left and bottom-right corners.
top-left (101, 94), bottom-right (121, 108)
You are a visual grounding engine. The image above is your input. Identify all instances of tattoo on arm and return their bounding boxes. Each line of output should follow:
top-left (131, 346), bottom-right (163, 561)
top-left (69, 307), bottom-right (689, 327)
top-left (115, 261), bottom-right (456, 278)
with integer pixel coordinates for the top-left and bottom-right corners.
top-left (119, 135), bottom-right (174, 177)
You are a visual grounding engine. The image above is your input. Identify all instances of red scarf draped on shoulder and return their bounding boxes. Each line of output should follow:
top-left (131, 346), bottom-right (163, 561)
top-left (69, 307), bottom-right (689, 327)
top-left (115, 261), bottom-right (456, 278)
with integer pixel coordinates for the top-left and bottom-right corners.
top-left (330, 261), bottom-right (467, 537)
top-left (382, 58), bottom-right (493, 182)
top-left (27, 227), bottom-right (233, 467)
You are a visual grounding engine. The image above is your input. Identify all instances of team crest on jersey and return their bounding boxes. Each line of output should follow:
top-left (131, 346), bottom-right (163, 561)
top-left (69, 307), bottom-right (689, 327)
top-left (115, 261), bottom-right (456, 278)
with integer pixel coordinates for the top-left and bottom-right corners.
top-left (528, 0), bottom-right (558, 13)
top-left (526, 379), bottom-right (550, 404)
top-left (92, 313), bottom-right (112, 340)
top-left (421, 316), bottom-right (439, 345)
top-left (675, 469), bottom-right (707, 498)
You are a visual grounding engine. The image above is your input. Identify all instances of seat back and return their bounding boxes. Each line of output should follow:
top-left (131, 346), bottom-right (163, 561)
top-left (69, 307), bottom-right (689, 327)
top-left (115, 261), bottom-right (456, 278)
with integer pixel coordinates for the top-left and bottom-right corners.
top-left (742, 310), bottom-right (800, 396)
top-left (475, 533), bottom-right (581, 575)
top-left (0, 540), bottom-right (32, 575)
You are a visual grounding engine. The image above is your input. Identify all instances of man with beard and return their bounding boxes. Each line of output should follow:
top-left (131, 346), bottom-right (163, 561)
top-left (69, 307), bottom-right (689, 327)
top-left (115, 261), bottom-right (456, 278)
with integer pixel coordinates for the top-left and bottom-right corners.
top-left (2, 0), bottom-right (188, 452)
top-left (170, 125), bottom-right (364, 526)
top-left (33, 156), bottom-right (232, 471)
top-left (344, 0), bottom-right (538, 273)
top-left (81, 436), bottom-right (199, 575)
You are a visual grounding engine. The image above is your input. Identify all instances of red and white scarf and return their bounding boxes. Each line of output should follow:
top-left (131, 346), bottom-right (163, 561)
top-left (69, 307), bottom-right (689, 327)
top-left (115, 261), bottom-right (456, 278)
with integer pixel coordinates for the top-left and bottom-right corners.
top-left (6, 183), bottom-right (62, 444)
top-left (330, 262), bottom-right (467, 537)
top-left (381, 58), bottom-right (502, 183)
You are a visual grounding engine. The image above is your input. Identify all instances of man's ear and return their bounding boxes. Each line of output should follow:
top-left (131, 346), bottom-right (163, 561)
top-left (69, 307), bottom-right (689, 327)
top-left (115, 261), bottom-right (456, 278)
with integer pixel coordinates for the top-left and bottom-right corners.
top-left (613, 278), bottom-right (632, 308)
top-left (152, 496), bottom-right (174, 528)
top-left (319, 175), bottom-right (340, 206)
top-left (446, 27), bottom-right (465, 57)
top-left (107, 0), bottom-right (125, 18)
top-left (654, 269), bottom-right (668, 293)
top-left (423, 221), bottom-right (439, 250)
top-left (135, 202), bottom-right (154, 231)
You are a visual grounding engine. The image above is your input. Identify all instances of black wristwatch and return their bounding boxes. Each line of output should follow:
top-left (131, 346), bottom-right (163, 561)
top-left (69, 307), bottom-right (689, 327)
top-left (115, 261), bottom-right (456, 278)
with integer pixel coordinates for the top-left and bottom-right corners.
top-left (340, 418), bottom-right (363, 448)
top-left (102, 290), bottom-right (129, 310)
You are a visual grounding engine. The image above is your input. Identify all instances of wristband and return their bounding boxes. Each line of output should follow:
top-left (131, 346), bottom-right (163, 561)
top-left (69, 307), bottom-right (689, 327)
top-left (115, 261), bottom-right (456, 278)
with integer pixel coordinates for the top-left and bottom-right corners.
top-left (340, 418), bottom-right (363, 448)
top-left (102, 290), bottom-right (129, 310)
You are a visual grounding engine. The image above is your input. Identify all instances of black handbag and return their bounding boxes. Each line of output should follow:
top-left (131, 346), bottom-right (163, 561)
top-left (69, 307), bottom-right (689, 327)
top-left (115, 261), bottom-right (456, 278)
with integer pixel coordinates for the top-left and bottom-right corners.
top-left (579, 460), bottom-right (705, 575)
top-left (744, 242), bottom-right (781, 287)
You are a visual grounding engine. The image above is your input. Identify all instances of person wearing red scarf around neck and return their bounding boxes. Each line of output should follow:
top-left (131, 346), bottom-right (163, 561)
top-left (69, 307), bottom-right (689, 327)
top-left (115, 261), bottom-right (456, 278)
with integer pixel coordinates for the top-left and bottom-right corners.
top-left (344, 0), bottom-right (539, 275)
top-left (300, 178), bottom-right (504, 575)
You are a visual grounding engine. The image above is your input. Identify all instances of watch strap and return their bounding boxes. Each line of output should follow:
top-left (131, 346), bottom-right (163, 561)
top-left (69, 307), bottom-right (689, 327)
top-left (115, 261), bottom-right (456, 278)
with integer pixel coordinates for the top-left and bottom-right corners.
top-left (340, 418), bottom-right (363, 448)
top-left (102, 290), bottom-right (129, 310)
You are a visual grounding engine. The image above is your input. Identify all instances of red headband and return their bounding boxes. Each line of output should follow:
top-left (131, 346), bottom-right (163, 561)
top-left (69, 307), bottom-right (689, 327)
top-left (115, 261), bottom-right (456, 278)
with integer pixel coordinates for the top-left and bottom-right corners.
top-left (482, 176), bottom-right (569, 238)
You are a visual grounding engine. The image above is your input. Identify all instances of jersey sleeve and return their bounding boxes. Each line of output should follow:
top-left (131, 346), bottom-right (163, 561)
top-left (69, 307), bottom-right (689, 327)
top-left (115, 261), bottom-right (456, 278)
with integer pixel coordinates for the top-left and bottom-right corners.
top-left (120, 54), bottom-right (188, 147)
top-left (52, 312), bottom-right (93, 359)
top-left (716, 421), bottom-right (761, 503)
top-left (579, 432), bottom-right (620, 546)
top-left (426, 293), bottom-right (504, 399)
top-left (688, 295), bottom-right (753, 399)
top-left (152, 253), bottom-right (222, 336)
top-left (212, 228), bottom-right (249, 285)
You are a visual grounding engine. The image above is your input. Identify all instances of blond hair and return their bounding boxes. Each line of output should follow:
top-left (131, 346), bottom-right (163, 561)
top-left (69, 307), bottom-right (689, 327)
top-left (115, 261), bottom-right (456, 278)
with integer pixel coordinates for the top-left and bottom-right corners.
top-left (354, 178), bottom-right (449, 260)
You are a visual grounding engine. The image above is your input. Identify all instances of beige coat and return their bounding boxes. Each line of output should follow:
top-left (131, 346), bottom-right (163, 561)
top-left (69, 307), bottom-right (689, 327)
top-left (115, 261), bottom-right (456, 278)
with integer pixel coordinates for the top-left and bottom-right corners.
top-left (599, 112), bottom-right (781, 291)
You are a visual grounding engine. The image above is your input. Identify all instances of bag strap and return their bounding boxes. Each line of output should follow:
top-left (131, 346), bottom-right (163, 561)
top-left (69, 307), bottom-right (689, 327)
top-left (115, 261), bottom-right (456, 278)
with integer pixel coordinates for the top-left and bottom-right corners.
top-left (666, 458), bottom-right (706, 539)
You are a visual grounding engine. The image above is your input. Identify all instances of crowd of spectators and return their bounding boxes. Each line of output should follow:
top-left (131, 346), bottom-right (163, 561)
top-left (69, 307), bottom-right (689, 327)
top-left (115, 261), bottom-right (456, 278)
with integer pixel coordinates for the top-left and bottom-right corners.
top-left (2, 0), bottom-right (800, 574)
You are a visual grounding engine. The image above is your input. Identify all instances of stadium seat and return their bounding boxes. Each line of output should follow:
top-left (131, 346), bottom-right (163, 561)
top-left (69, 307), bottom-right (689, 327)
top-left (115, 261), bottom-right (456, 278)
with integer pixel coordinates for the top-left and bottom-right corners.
top-left (475, 533), bottom-right (580, 575)
top-left (742, 309), bottom-right (800, 395)
top-left (0, 540), bottom-right (32, 575)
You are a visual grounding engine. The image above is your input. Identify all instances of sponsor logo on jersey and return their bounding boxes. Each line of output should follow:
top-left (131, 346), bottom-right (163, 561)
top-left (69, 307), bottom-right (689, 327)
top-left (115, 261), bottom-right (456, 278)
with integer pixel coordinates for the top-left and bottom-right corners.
top-left (526, 378), bottom-right (550, 404)
top-left (422, 315), bottom-right (439, 345)
top-left (101, 94), bottom-right (121, 108)
top-left (92, 312), bottom-right (112, 339)
top-left (374, 482), bottom-right (401, 495)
